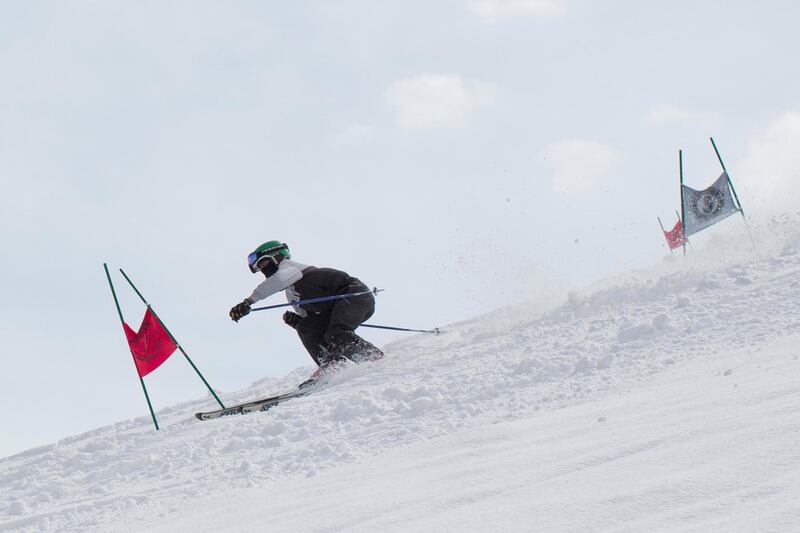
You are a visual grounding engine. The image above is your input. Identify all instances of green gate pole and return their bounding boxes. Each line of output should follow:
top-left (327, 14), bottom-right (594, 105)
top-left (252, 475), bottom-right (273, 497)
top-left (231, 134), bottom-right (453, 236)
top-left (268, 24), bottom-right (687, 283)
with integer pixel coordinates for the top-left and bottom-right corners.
top-left (679, 149), bottom-right (687, 256)
top-left (657, 217), bottom-right (673, 255)
top-left (118, 269), bottom-right (226, 409)
top-left (710, 137), bottom-right (746, 218)
top-left (104, 264), bottom-right (160, 430)
top-left (710, 136), bottom-right (756, 250)
top-left (676, 210), bottom-right (691, 249)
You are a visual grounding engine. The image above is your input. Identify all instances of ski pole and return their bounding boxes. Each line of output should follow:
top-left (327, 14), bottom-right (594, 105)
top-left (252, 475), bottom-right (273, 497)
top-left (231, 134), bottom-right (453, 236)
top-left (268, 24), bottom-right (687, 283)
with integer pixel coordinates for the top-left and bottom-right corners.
top-left (360, 324), bottom-right (442, 335)
top-left (250, 287), bottom-right (383, 312)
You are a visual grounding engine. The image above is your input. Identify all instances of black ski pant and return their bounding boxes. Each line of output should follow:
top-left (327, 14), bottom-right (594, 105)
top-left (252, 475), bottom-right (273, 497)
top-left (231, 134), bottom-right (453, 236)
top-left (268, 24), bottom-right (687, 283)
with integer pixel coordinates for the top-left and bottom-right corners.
top-left (294, 291), bottom-right (382, 366)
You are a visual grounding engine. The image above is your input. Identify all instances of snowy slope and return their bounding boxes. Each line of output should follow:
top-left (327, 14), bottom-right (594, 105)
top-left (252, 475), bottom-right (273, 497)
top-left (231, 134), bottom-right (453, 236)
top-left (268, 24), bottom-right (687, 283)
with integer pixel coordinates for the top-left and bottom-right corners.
top-left (2, 219), bottom-right (800, 532)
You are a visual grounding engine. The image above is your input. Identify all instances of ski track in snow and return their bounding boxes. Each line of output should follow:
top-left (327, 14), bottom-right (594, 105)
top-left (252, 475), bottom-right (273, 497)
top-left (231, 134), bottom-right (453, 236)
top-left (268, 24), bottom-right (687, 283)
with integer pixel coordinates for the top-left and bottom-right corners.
top-left (2, 218), bottom-right (800, 532)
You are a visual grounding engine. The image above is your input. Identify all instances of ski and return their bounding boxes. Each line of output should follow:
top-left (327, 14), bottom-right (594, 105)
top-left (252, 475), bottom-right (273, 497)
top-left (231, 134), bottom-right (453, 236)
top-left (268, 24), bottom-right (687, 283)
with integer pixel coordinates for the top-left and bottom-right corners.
top-left (195, 355), bottom-right (382, 421)
top-left (195, 389), bottom-right (310, 421)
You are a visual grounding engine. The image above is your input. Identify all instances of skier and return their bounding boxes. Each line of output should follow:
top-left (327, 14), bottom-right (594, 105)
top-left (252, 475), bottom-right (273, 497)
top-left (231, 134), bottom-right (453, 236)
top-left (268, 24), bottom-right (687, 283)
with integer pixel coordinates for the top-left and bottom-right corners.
top-left (229, 241), bottom-right (383, 386)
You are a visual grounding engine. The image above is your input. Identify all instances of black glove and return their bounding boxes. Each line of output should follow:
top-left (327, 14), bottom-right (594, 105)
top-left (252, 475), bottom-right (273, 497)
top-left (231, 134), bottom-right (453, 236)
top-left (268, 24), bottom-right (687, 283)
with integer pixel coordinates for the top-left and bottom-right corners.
top-left (230, 298), bottom-right (253, 322)
top-left (283, 311), bottom-right (302, 329)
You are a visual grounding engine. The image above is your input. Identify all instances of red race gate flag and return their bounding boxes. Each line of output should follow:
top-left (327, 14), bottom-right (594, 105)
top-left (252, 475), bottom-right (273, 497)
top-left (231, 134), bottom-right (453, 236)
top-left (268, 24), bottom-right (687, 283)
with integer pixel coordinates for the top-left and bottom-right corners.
top-left (123, 308), bottom-right (177, 377)
top-left (664, 219), bottom-right (688, 250)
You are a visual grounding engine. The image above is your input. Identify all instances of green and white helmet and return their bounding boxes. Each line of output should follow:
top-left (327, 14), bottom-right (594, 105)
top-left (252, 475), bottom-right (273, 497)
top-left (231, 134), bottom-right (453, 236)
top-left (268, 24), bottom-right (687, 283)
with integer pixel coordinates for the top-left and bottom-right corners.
top-left (248, 241), bottom-right (291, 273)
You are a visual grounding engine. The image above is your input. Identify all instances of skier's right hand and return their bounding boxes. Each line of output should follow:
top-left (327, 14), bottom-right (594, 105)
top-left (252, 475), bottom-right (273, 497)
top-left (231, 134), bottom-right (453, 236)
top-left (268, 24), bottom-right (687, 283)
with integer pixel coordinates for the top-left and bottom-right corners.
top-left (230, 298), bottom-right (253, 322)
top-left (283, 311), bottom-right (302, 329)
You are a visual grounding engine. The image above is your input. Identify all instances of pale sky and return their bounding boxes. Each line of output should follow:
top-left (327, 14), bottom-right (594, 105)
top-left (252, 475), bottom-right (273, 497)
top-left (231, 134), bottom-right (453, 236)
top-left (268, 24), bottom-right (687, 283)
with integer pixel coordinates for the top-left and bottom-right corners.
top-left (2, 0), bottom-right (799, 457)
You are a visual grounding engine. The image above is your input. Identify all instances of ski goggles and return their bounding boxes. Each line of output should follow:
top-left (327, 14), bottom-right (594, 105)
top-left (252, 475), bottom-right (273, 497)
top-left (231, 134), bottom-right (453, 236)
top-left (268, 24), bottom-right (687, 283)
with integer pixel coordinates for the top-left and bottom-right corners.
top-left (247, 243), bottom-right (288, 273)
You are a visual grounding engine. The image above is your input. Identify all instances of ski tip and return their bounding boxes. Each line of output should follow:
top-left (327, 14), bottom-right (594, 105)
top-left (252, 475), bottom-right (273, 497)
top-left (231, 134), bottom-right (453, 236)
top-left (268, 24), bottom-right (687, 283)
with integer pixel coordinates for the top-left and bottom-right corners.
top-left (194, 413), bottom-right (204, 421)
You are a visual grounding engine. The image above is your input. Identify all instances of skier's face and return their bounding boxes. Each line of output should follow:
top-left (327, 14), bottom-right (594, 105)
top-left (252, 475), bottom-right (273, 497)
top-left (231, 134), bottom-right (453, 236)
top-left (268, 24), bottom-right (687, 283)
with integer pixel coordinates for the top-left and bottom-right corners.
top-left (260, 257), bottom-right (280, 278)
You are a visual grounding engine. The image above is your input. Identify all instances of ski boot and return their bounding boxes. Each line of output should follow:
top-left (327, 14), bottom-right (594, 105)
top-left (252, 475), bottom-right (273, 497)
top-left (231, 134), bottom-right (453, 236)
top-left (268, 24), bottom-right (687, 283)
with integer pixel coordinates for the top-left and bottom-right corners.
top-left (298, 355), bottom-right (348, 390)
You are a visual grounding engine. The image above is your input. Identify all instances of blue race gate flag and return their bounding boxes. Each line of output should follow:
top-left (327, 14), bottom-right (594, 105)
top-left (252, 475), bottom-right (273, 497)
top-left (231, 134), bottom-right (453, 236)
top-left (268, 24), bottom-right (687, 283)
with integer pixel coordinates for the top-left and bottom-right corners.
top-left (681, 172), bottom-right (740, 237)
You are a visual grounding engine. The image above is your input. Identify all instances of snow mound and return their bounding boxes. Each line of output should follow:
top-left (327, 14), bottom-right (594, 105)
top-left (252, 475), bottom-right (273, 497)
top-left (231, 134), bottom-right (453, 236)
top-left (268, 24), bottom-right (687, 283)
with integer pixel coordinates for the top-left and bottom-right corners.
top-left (3, 216), bottom-right (800, 532)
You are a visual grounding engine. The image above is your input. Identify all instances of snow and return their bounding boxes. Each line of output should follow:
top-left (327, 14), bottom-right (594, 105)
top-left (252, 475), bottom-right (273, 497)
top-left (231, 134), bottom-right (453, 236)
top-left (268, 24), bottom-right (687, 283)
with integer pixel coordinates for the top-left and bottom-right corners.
top-left (2, 219), bottom-right (800, 532)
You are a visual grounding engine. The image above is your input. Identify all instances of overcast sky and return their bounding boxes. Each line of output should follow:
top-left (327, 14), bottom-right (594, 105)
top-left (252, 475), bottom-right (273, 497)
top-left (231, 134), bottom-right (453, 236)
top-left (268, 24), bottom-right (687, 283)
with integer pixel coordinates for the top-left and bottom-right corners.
top-left (2, 0), bottom-right (799, 457)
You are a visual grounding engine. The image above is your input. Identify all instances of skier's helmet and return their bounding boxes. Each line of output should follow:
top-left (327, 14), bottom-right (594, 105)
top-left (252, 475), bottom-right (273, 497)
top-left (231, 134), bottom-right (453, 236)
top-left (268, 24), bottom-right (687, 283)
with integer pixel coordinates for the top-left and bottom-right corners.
top-left (248, 240), bottom-right (291, 273)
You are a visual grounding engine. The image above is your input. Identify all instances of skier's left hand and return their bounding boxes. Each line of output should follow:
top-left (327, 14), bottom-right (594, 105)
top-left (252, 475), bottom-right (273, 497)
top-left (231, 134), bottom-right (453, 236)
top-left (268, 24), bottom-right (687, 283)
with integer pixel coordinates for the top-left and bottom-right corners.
top-left (283, 311), bottom-right (302, 329)
top-left (230, 298), bottom-right (253, 322)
